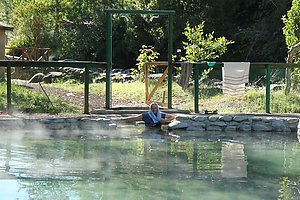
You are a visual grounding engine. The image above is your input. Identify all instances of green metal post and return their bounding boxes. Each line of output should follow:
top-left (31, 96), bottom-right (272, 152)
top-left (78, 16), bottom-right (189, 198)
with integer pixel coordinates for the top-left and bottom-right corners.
top-left (84, 66), bottom-right (89, 114)
top-left (167, 13), bottom-right (174, 109)
top-left (6, 63), bottom-right (11, 113)
top-left (106, 12), bottom-right (112, 109)
top-left (104, 9), bottom-right (175, 109)
top-left (266, 64), bottom-right (271, 113)
top-left (194, 64), bottom-right (199, 113)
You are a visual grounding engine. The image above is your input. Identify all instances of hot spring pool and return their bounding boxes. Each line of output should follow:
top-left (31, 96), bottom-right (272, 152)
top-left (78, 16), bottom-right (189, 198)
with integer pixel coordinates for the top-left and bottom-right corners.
top-left (0, 127), bottom-right (299, 200)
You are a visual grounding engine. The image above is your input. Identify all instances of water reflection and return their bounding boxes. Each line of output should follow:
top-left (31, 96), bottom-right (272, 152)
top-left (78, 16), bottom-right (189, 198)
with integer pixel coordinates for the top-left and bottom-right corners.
top-left (0, 129), bottom-right (299, 199)
top-left (221, 142), bottom-right (247, 178)
top-left (5, 138), bottom-right (11, 172)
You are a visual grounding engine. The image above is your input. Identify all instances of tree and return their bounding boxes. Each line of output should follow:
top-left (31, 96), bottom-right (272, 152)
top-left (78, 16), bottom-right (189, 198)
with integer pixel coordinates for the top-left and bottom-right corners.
top-left (283, 0), bottom-right (300, 93)
top-left (205, 0), bottom-right (292, 62)
top-left (182, 22), bottom-right (234, 62)
top-left (8, 1), bottom-right (58, 49)
top-left (283, 0), bottom-right (300, 61)
top-left (0, 0), bottom-right (16, 23)
top-left (2, 0), bottom-right (294, 67)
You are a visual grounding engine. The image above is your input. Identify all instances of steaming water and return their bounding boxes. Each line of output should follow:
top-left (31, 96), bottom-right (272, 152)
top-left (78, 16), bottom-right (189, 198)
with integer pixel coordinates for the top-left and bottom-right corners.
top-left (0, 127), bottom-right (299, 200)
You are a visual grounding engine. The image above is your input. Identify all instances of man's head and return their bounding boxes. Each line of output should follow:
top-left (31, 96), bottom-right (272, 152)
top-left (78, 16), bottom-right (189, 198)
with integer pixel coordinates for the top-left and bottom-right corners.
top-left (150, 103), bottom-right (159, 114)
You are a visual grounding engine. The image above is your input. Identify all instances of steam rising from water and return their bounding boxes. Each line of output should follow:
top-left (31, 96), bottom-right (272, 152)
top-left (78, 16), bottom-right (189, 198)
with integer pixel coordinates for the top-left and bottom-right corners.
top-left (0, 118), bottom-right (299, 200)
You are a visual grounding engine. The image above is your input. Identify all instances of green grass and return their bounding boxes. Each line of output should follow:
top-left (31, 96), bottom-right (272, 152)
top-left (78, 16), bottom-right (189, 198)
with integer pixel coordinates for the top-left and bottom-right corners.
top-left (50, 80), bottom-right (300, 114)
top-left (3, 79), bottom-right (300, 114)
top-left (0, 83), bottom-right (81, 114)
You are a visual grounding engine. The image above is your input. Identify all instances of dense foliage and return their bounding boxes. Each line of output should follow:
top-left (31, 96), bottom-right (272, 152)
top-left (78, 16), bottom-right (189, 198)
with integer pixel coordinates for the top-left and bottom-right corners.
top-left (283, 0), bottom-right (300, 53)
top-left (0, 0), bottom-right (293, 67)
top-left (182, 22), bottom-right (234, 62)
top-left (282, 0), bottom-right (300, 91)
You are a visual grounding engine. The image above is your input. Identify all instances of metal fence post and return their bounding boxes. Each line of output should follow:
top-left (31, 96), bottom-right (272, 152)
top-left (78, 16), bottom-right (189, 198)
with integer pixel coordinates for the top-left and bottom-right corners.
top-left (194, 64), bottom-right (199, 113)
top-left (6, 63), bottom-right (11, 113)
top-left (106, 11), bottom-right (112, 109)
top-left (266, 64), bottom-right (271, 113)
top-left (84, 66), bottom-right (89, 114)
top-left (167, 13), bottom-right (174, 109)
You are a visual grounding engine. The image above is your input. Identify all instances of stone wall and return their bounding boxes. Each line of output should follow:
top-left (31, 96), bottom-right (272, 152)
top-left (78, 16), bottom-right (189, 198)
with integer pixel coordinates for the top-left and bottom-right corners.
top-left (0, 114), bottom-right (299, 133)
top-left (168, 114), bottom-right (300, 133)
top-left (0, 116), bottom-right (117, 131)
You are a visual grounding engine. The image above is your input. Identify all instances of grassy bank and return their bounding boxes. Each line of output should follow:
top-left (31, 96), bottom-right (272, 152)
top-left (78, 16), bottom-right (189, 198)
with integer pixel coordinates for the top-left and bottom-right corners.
top-left (2, 80), bottom-right (300, 114)
top-left (0, 82), bottom-right (81, 114)
top-left (53, 80), bottom-right (300, 114)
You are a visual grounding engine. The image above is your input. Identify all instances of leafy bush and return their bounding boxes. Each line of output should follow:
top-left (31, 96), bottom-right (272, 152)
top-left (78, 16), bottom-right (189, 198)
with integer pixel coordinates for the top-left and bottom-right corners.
top-left (182, 22), bottom-right (234, 62)
top-left (282, 0), bottom-right (300, 93)
top-left (136, 45), bottom-right (160, 81)
top-left (181, 22), bottom-right (234, 85)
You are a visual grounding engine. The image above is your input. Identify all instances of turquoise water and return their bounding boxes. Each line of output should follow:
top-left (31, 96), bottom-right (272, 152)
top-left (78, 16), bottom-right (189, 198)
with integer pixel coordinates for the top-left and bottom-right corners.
top-left (0, 127), bottom-right (299, 200)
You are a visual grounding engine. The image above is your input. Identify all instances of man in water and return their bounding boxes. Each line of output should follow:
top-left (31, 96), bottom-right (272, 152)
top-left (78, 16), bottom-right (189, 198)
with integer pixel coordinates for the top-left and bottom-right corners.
top-left (142, 102), bottom-right (175, 127)
top-left (118, 102), bottom-right (176, 127)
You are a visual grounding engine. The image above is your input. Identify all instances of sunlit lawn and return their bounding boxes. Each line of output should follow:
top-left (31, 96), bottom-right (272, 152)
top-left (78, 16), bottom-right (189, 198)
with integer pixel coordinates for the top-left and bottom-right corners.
top-left (50, 80), bottom-right (300, 114)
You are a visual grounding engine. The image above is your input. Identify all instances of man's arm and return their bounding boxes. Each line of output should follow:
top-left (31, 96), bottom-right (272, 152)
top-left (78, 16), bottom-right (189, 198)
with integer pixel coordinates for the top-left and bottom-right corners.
top-left (160, 113), bottom-right (176, 124)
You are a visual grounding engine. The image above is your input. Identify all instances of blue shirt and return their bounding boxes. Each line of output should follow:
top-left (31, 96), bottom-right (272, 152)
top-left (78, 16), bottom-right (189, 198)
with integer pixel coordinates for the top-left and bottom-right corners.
top-left (142, 112), bottom-right (166, 127)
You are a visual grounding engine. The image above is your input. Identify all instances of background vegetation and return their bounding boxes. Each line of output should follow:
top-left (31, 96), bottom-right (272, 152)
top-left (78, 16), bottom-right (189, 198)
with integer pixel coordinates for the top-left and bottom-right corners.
top-left (1, 0), bottom-right (300, 114)
top-left (0, 0), bottom-right (293, 67)
top-left (0, 82), bottom-right (80, 113)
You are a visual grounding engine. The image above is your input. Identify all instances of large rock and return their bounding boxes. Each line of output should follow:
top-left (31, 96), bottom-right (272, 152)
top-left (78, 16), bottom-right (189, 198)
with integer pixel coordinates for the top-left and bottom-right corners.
top-left (176, 114), bottom-right (191, 121)
top-left (239, 124), bottom-right (252, 131)
top-left (271, 120), bottom-right (285, 131)
top-left (43, 71), bottom-right (64, 83)
top-left (207, 125), bottom-right (222, 131)
top-left (168, 120), bottom-right (188, 130)
top-left (208, 115), bottom-right (219, 122)
top-left (286, 118), bottom-right (299, 124)
top-left (186, 126), bottom-right (205, 131)
top-left (262, 117), bottom-right (274, 122)
top-left (233, 116), bottom-right (249, 122)
top-left (253, 122), bottom-right (272, 132)
top-left (219, 115), bottom-right (233, 122)
top-left (210, 121), bottom-right (227, 127)
top-left (191, 121), bottom-right (206, 128)
top-left (224, 126), bottom-right (237, 132)
top-left (192, 116), bottom-right (207, 122)
top-left (28, 73), bottom-right (45, 83)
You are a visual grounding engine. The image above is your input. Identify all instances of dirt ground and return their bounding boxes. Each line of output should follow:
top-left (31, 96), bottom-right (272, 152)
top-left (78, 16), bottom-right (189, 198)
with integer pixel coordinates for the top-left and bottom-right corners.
top-left (1, 81), bottom-right (148, 119)
top-left (3, 81), bottom-right (300, 120)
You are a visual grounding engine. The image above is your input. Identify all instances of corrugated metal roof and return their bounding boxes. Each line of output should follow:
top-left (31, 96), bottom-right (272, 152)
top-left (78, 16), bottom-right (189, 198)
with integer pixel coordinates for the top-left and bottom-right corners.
top-left (0, 22), bottom-right (14, 31)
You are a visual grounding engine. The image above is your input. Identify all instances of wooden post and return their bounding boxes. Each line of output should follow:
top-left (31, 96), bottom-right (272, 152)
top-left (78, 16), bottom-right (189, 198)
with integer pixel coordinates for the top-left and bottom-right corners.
top-left (143, 61), bottom-right (168, 105)
top-left (162, 90), bottom-right (166, 103)
top-left (7, 63), bottom-right (11, 113)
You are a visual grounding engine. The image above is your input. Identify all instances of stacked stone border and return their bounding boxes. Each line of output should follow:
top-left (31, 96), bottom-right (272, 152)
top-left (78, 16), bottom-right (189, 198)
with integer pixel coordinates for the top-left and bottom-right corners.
top-left (170, 114), bottom-right (300, 133)
top-left (0, 116), bottom-right (117, 131)
top-left (0, 114), bottom-right (299, 133)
